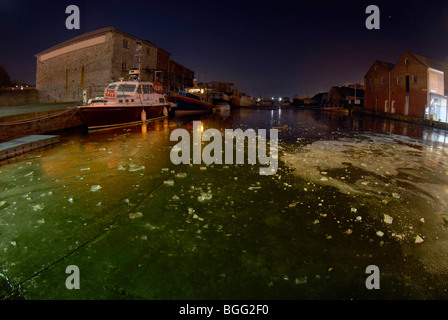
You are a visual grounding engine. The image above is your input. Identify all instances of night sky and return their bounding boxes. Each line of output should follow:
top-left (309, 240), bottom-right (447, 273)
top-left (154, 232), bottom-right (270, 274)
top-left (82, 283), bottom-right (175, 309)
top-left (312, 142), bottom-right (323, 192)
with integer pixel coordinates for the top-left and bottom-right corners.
top-left (1, 0), bottom-right (448, 99)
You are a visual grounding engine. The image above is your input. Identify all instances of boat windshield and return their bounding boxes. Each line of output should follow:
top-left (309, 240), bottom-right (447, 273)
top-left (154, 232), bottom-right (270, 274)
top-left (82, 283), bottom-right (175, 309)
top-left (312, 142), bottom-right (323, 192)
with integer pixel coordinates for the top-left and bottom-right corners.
top-left (139, 84), bottom-right (154, 94)
top-left (107, 84), bottom-right (118, 90)
top-left (117, 84), bottom-right (137, 97)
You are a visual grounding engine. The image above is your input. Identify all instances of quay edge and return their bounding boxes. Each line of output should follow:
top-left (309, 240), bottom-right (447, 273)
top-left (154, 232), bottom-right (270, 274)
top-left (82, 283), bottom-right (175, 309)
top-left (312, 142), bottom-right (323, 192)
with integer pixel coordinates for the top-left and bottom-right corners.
top-left (0, 108), bottom-right (85, 142)
top-left (351, 107), bottom-right (448, 131)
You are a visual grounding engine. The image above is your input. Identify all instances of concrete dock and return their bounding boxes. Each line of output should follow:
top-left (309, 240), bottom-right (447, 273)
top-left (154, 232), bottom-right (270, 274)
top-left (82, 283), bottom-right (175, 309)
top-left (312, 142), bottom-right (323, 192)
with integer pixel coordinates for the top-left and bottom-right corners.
top-left (0, 134), bottom-right (60, 161)
top-left (0, 103), bottom-right (85, 142)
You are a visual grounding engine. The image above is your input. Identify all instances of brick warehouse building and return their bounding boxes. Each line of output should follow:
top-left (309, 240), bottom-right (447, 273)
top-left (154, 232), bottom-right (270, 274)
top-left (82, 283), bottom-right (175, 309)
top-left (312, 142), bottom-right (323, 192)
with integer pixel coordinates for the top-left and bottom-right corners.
top-left (36, 27), bottom-right (194, 103)
top-left (365, 51), bottom-right (448, 122)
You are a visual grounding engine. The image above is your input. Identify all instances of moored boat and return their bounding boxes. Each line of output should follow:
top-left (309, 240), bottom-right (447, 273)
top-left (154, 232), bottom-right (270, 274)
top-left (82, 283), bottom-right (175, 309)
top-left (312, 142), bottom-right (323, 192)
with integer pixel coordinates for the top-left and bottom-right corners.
top-left (77, 70), bottom-right (171, 130)
top-left (230, 91), bottom-right (255, 107)
top-left (167, 91), bottom-right (214, 116)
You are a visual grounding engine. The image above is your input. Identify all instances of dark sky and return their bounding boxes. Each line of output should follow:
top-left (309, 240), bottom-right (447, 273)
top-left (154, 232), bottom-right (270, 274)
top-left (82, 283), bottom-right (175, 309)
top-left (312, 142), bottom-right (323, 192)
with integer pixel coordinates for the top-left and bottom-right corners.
top-left (1, 0), bottom-right (448, 99)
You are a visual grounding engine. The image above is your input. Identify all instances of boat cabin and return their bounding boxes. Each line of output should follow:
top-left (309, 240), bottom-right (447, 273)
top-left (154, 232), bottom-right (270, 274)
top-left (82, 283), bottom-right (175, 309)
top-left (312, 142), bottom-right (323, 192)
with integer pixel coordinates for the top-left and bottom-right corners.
top-left (101, 81), bottom-right (167, 106)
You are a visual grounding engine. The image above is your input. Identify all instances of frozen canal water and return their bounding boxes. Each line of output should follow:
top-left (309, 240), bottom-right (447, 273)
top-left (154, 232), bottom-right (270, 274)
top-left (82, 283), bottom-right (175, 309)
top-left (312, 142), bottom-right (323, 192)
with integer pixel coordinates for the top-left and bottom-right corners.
top-left (1, 108), bottom-right (448, 299)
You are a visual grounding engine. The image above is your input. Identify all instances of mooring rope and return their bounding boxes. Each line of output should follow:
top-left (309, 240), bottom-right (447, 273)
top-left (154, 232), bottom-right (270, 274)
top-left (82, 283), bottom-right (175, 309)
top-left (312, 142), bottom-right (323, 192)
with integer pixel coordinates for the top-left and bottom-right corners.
top-left (0, 108), bottom-right (79, 126)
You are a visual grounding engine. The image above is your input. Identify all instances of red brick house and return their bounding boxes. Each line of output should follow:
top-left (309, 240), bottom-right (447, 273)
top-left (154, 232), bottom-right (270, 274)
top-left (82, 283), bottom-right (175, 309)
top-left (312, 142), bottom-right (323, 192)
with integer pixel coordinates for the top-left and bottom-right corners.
top-left (365, 51), bottom-right (448, 122)
top-left (328, 86), bottom-right (364, 107)
top-left (364, 60), bottom-right (394, 113)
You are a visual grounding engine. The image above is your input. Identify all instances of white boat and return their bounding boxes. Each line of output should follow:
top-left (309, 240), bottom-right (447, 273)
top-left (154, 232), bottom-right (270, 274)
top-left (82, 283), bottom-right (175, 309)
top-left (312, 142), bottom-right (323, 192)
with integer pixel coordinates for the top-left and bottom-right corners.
top-left (230, 91), bottom-right (254, 107)
top-left (209, 91), bottom-right (230, 105)
top-left (78, 70), bottom-right (172, 129)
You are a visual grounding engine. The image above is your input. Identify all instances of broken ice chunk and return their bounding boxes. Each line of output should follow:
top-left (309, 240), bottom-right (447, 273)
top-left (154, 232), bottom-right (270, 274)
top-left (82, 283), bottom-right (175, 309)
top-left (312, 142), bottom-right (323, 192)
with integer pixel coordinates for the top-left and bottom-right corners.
top-left (376, 230), bottom-right (384, 237)
top-left (163, 180), bottom-right (174, 186)
top-left (129, 212), bottom-right (143, 219)
top-left (129, 164), bottom-right (145, 172)
top-left (117, 165), bottom-right (126, 171)
top-left (175, 172), bottom-right (187, 178)
top-left (383, 214), bottom-right (393, 224)
top-left (90, 185), bottom-right (101, 192)
top-left (80, 168), bottom-right (90, 172)
top-left (197, 193), bottom-right (212, 202)
top-left (415, 235), bottom-right (424, 244)
top-left (32, 204), bottom-right (44, 211)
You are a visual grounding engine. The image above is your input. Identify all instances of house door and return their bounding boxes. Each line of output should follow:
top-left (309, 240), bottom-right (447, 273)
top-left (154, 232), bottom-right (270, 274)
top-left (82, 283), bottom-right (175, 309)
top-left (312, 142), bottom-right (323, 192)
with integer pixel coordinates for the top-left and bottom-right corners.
top-left (405, 96), bottom-right (409, 115)
top-left (406, 76), bottom-right (410, 93)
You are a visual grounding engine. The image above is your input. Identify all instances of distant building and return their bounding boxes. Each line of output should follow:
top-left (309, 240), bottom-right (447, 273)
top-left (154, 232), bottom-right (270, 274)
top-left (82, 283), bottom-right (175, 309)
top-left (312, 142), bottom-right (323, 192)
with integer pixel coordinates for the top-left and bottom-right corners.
top-left (364, 51), bottom-right (448, 122)
top-left (310, 92), bottom-right (328, 106)
top-left (35, 27), bottom-right (194, 103)
top-left (364, 60), bottom-right (395, 113)
top-left (328, 86), bottom-right (364, 107)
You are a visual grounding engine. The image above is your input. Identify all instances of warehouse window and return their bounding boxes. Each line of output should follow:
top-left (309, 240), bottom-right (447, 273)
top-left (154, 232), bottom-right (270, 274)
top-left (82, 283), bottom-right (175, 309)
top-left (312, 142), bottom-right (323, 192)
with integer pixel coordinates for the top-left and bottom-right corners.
top-left (412, 75), bottom-right (417, 83)
top-left (123, 39), bottom-right (129, 49)
top-left (121, 62), bottom-right (127, 71)
top-left (397, 77), bottom-right (402, 85)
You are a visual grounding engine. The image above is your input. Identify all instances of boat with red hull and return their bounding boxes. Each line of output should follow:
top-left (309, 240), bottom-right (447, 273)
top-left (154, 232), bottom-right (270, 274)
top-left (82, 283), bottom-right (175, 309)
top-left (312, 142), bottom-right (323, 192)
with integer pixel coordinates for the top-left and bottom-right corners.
top-left (78, 76), bottom-right (171, 129)
top-left (167, 91), bottom-right (214, 116)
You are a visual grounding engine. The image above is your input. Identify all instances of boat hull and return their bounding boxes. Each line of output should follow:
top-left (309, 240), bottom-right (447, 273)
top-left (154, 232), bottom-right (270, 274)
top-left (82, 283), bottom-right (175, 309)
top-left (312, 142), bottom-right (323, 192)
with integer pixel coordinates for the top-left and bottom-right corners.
top-left (230, 96), bottom-right (254, 107)
top-left (77, 105), bottom-right (167, 129)
top-left (167, 94), bottom-right (214, 116)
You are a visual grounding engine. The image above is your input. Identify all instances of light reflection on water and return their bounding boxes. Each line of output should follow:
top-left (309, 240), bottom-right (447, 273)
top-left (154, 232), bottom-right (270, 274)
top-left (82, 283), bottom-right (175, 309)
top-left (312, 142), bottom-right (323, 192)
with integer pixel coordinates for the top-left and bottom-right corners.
top-left (1, 108), bottom-right (448, 299)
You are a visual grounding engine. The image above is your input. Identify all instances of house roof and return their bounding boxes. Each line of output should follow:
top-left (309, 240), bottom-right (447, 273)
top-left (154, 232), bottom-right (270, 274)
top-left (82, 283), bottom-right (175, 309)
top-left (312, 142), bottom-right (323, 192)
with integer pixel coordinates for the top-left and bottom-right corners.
top-left (364, 60), bottom-right (394, 78)
top-left (36, 26), bottom-right (170, 57)
top-left (376, 60), bottom-right (395, 71)
top-left (331, 86), bottom-right (364, 98)
top-left (406, 51), bottom-right (447, 71)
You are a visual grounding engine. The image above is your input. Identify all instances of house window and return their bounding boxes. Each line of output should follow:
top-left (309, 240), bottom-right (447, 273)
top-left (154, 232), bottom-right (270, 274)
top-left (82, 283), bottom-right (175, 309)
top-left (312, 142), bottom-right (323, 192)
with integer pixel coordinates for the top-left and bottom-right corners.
top-left (123, 39), bottom-right (129, 49)
top-left (381, 77), bottom-right (385, 84)
top-left (369, 79), bottom-right (373, 85)
top-left (146, 48), bottom-right (150, 55)
top-left (397, 77), bottom-right (402, 85)
top-left (412, 75), bottom-right (417, 83)
top-left (165, 57), bottom-right (168, 65)
top-left (405, 58), bottom-right (409, 65)
top-left (121, 62), bottom-right (127, 71)
top-left (135, 41), bottom-right (142, 53)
